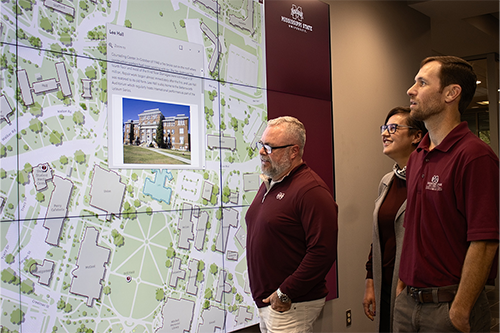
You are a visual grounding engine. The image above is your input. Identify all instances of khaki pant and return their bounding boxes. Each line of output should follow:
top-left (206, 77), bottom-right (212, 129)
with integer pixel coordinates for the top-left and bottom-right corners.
top-left (258, 298), bottom-right (325, 333)
top-left (393, 288), bottom-right (490, 332)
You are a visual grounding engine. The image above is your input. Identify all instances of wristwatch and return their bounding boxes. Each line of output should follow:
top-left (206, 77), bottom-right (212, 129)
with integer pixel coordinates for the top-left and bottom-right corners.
top-left (277, 288), bottom-right (290, 303)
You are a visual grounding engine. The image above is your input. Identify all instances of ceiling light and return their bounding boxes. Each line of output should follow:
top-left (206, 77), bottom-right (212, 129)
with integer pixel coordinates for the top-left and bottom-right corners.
top-left (476, 80), bottom-right (481, 85)
top-left (477, 101), bottom-right (489, 105)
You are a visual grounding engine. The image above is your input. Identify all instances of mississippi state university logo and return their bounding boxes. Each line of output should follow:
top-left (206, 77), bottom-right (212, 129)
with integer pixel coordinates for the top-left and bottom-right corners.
top-left (281, 4), bottom-right (313, 33)
top-left (425, 175), bottom-right (443, 191)
top-left (291, 4), bottom-right (304, 21)
top-left (276, 192), bottom-right (285, 200)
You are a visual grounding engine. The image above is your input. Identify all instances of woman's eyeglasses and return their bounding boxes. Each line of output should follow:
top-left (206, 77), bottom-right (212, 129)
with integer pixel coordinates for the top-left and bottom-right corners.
top-left (380, 123), bottom-right (414, 134)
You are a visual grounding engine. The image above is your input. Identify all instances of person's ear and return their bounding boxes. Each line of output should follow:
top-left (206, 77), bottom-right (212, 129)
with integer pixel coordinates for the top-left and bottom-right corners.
top-left (444, 84), bottom-right (461, 103)
top-left (290, 144), bottom-right (300, 159)
top-left (412, 131), bottom-right (423, 145)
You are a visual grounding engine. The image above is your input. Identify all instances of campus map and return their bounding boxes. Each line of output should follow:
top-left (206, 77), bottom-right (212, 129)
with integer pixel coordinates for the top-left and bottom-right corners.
top-left (0, 0), bottom-right (267, 332)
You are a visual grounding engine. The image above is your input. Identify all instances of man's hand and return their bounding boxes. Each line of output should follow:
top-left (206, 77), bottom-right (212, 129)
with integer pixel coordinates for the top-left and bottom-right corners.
top-left (396, 279), bottom-right (406, 297)
top-left (263, 291), bottom-right (292, 312)
top-left (448, 241), bottom-right (499, 333)
top-left (363, 278), bottom-right (376, 321)
top-left (449, 307), bottom-right (471, 333)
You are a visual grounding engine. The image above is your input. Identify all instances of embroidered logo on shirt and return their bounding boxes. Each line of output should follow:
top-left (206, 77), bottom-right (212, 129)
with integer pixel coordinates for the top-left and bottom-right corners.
top-left (425, 175), bottom-right (443, 191)
top-left (276, 192), bottom-right (285, 200)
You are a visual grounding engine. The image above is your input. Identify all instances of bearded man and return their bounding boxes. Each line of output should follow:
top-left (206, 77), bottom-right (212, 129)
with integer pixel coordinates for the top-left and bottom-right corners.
top-left (245, 116), bottom-right (338, 333)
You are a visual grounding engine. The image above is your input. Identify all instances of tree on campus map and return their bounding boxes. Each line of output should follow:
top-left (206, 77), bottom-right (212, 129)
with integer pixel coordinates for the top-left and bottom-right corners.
top-left (29, 101), bottom-right (42, 116)
top-left (40, 17), bottom-right (52, 33)
top-left (28, 36), bottom-right (41, 48)
top-left (57, 298), bottom-right (66, 310)
top-left (36, 192), bottom-right (45, 202)
top-left (111, 229), bottom-right (124, 247)
top-left (50, 43), bottom-right (63, 55)
top-left (5, 253), bottom-right (14, 264)
top-left (166, 247), bottom-right (176, 258)
top-left (49, 130), bottom-right (63, 145)
top-left (97, 41), bottom-right (107, 55)
top-left (156, 288), bottom-right (165, 301)
top-left (17, 28), bottom-right (26, 40)
top-left (222, 186), bottom-right (231, 203)
top-left (205, 288), bottom-right (212, 300)
top-left (1, 268), bottom-right (20, 285)
top-left (85, 66), bottom-right (96, 80)
top-left (20, 279), bottom-right (34, 294)
top-left (79, 1), bottom-right (88, 11)
top-left (73, 111), bottom-right (84, 125)
top-left (10, 308), bottom-right (25, 325)
top-left (230, 117), bottom-right (238, 131)
top-left (24, 258), bottom-right (37, 272)
top-left (0, 54), bottom-right (7, 69)
top-left (60, 32), bottom-right (72, 46)
top-left (17, 169), bottom-right (29, 185)
top-left (122, 202), bottom-right (136, 219)
top-left (29, 118), bottom-right (42, 133)
top-left (75, 150), bottom-right (86, 164)
top-left (19, 0), bottom-right (33, 11)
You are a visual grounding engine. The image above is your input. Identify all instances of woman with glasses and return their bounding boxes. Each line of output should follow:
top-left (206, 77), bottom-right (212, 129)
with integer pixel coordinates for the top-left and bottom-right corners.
top-left (362, 106), bottom-right (427, 332)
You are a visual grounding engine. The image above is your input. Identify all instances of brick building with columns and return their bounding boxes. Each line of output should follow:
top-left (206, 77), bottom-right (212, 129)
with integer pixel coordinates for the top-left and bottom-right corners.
top-left (123, 108), bottom-right (189, 151)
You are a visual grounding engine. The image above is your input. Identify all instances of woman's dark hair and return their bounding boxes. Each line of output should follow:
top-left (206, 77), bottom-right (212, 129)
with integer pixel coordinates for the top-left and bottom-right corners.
top-left (385, 106), bottom-right (428, 137)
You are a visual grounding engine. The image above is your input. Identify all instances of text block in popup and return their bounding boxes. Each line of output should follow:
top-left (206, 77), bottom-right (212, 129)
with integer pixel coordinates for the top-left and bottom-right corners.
top-left (107, 24), bottom-right (205, 169)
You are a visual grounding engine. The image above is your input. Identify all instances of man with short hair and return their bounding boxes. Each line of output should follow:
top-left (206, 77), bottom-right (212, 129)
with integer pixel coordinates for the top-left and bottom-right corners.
top-left (246, 116), bottom-right (338, 332)
top-left (394, 56), bottom-right (499, 332)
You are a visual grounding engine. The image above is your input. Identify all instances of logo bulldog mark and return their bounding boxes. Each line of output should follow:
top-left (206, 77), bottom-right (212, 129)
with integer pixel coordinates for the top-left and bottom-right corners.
top-left (291, 4), bottom-right (304, 21)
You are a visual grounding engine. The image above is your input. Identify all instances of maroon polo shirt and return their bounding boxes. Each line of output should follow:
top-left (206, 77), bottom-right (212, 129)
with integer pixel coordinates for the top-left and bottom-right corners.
top-left (246, 163), bottom-right (338, 308)
top-left (399, 122), bottom-right (499, 288)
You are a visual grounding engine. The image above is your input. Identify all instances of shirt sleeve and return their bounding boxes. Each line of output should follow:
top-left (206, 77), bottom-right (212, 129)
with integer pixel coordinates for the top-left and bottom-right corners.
top-left (366, 244), bottom-right (373, 279)
top-left (460, 154), bottom-right (499, 242)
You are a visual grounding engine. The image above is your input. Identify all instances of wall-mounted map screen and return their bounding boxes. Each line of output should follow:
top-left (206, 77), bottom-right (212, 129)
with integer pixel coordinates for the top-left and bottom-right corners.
top-left (0, 0), bottom-right (267, 332)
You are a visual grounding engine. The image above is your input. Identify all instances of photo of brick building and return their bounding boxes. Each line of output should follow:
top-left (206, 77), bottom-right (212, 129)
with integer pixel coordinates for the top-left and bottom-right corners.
top-left (123, 108), bottom-right (190, 151)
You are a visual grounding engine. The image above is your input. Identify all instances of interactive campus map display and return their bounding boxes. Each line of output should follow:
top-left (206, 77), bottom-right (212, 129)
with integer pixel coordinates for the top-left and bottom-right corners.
top-left (0, 0), bottom-right (267, 332)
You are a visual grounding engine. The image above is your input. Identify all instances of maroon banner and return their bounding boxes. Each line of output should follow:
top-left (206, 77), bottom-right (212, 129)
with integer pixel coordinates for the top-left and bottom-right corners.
top-left (265, 0), bottom-right (332, 101)
top-left (265, 0), bottom-right (337, 300)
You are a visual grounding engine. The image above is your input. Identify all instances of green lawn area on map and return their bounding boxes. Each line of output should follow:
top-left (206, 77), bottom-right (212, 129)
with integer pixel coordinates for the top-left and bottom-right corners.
top-left (123, 145), bottom-right (190, 164)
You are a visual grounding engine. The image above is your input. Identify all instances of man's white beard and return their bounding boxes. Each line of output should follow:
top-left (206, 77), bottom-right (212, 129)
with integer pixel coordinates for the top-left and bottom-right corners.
top-left (262, 155), bottom-right (292, 180)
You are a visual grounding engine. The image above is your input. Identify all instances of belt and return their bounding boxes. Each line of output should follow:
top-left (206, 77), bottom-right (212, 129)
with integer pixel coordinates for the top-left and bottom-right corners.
top-left (407, 286), bottom-right (457, 303)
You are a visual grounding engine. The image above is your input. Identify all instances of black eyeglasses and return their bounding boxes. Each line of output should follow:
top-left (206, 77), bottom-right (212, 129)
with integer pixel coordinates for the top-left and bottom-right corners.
top-left (380, 123), bottom-right (414, 134)
top-left (256, 141), bottom-right (294, 154)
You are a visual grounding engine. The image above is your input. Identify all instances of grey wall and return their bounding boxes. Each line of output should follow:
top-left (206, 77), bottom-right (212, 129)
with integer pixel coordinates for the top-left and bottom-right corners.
top-left (313, 1), bottom-right (431, 332)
